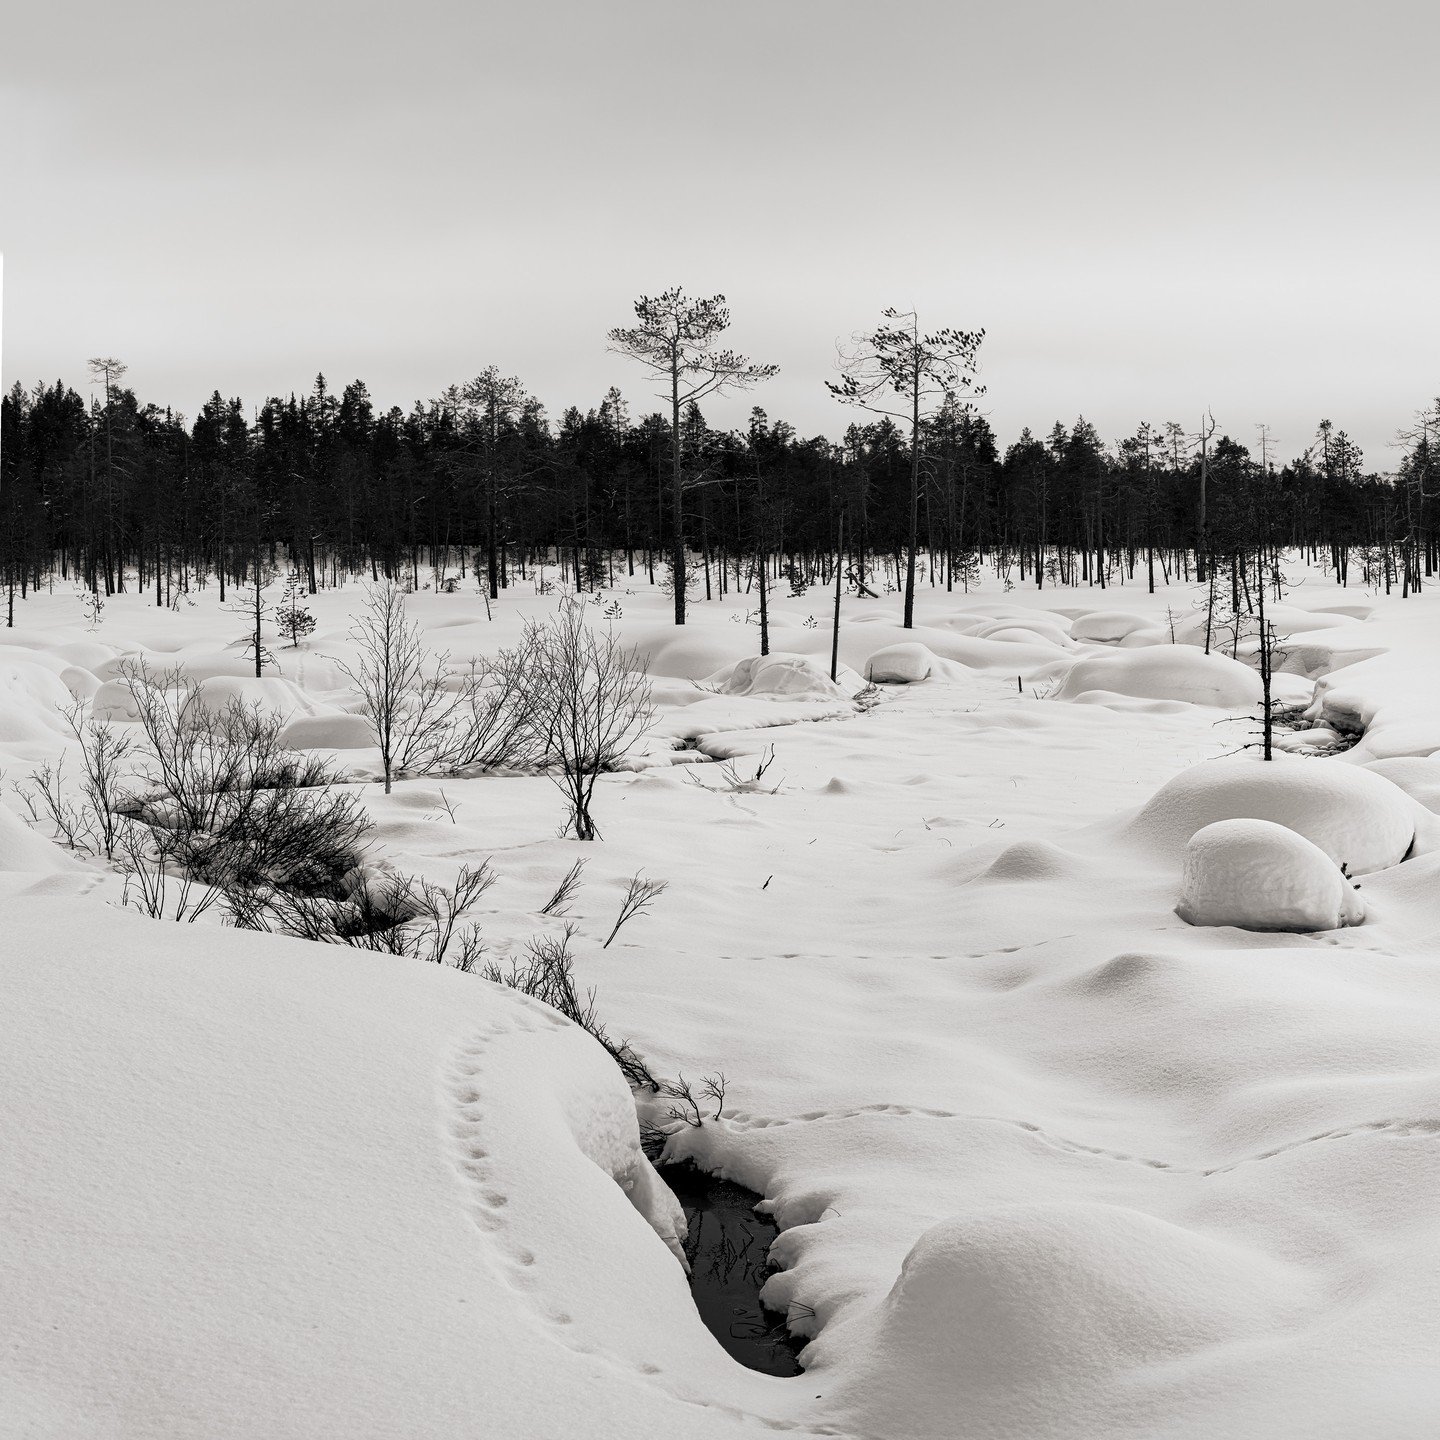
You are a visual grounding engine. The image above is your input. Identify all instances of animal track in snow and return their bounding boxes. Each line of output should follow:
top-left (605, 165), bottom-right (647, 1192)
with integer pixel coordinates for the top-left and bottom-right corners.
top-left (722, 1105), bottom-right (1440, 1177)
top-left (440, 1014), bottom-right (859, 1439)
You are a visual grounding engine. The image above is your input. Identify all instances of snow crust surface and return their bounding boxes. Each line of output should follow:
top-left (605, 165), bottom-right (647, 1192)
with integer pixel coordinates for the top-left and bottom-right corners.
top-left (6, 565), bottom-right (1440, 1440)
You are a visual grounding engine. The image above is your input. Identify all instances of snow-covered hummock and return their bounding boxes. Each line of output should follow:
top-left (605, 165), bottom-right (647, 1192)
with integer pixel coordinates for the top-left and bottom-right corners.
top-left (866, 642), bottom-right (936, 683)
top-left (1127, 754), bottom-right (1424, 874)
top-left (1365, 757), bottom-right (1440, 814)
top-left (710, 651), bottom-right (844, 699)
top-left (1055, 646), bottom-right (1262, 708)
top-left (0, 898), bottom-right (817, 1440)
top-left (278, 711), bottom-right (376, 750)
top-left (0, 801), bottom-right (78, 873)
top-left (1177, 818), bottom-right (1365, 931)
top-left (1068, 609), bottom-right (1157, 643)
top-left (820, 1201), bottom-right (1318, 1440)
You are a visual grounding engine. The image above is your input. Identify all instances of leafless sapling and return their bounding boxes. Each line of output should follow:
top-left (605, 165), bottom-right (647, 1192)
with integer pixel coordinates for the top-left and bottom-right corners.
top-left (520, 601), bottom-right (654, 840)
top-left (603, 872), bottom-right (669, 948)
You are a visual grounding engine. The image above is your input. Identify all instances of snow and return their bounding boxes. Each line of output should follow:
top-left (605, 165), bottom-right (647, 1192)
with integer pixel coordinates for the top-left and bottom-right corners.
top-left (1054, 646), bottom-right (1262, 708)
top-left (7, 563), bottom-right (1440, 1439)
top-left (709, 652), bottom-right (845, 699)
top-left (865, 642), bottom-right (936, 683)
top-left (1177, 818), bottom-right (1365, 931)
top-left (1069, 609), bottom-right (1156, 643)
top-left (1127, 754), bottom-right (1424, 874)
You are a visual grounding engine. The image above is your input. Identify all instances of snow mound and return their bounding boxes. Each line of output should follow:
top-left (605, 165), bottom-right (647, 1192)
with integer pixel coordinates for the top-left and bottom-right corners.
top-left (1177, 818), bottom-right (1365, 932)
top-left (195, 675), bottom-right (333, 724)
top-left (0, 660), bottom-right (78, 740)
top-left (49, 640), bottom-right (117, 671)
top-left (1364, 757), bottom-right (1440, 814)
top-left (629, 628), bottom-right (748, 681)
top-left (1129, 757), bottom-right (1419, 874)
top-left (90, 677), bottom-right (144, 721)
top-left (279, 712), bottom-right (377, 751)
top-left (866, 643), bottom-right (936, 684)
top-left (0, 803), bottom-right (77, 873)
top-left (60, 665), bottom-right (101, 702)
top-left (834, 1203), bottom-right (1311, 1437)
top-left (1273, 726), bottom-right (1345, 753)
top-left (981, 839), bottom-right (1079, 882)
top-left (1115, 626), bottom-right (1170, 648)
top-left (710, 652), bottom-right (844, 699)
top-left (1055, 647), bottom-right (1261, 708)
top-left (1069, 610), bottom-right (1153, 643)
top-left (973, 616), bottom-right (1074, 645)
top-left (981, 625), bottom-right (1071, 649)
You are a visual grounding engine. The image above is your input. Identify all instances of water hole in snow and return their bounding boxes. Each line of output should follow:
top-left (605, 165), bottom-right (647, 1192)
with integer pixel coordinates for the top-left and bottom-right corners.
top-left (658, 1161), bottom-right (806, 1377)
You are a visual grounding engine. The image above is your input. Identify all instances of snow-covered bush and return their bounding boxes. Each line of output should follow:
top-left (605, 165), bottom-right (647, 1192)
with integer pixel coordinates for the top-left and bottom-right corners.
top-left (866, 643), bottom-right (935, 684)
top-left (710, 652), bottom-right (844, 699)
top-left (1176, 818), bottom-right (1364, 932)
top-left (1128, 756), bottom-right (1419, 875)
top-left (1069, 610), bottom-right (1153, 643)
top-left (117, 663), bottom-right (372, 911)
top-left (823, 1202), bottom-right (1312, 1439)
top-left (1055, 647), bottom-right (1261, 708)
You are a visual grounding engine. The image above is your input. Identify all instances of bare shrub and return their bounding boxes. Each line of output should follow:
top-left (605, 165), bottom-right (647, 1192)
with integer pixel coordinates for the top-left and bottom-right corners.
top-left (482, 926), bottom-right (657, 1089)
top-left (539, 857), bottom-right (586, 917)
top-left (116, 818), bottom-right (224, 923)
top-left (338, 582), bottom-right (469, 793)
top-left (16, 705), bottom-right (136, 859)
top-left (603, 872), bottom-right (668, 948)
top-left (519, 601), bottom-right (654, 840)
top-left (339, 582), bottom-right (544, 787)
top-left (688, 745), bottom-right (779, 795)
top-left (118, 661), bottom-right (371, 904)
top-left (232, 860), bottom-right (497, 968)
top-left (664, 1072), bottom-right (728, 1127)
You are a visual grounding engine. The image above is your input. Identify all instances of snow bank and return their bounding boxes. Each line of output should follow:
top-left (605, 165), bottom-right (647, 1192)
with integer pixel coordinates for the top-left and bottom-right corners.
top-left (1069, 610), bottom-right (1153, 643)
top-left (866, 643), bottom-right (935, 683)
top-left (1055, 647), bottom-right (1261, 708)
top-left (828, 1202), bottom-right (1314, 1440)
top-left (629, 627), bottom-right (751, 681)
top-left (195, 675), bottom-right (334, 724)
top-left (0, 803), bottom-right (77, 873)
top-left (1177, 818), bottom-right (1365, 931)
top-left (1364, 757), bottom-right (1440, 814)
top-left (0, 659), bottom-right (78, 743)
top-left (0, 897), bottom-right (799, 1440)
top-left (709, 652), bottom-right (845, 699)
top-left (278, 712), bottom-right (377, 750)
top-left (1128, 756), bottom-right (1421, 874)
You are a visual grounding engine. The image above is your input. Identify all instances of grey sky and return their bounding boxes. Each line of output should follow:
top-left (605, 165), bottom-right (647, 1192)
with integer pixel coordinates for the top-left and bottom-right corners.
top-left (3, 0), bottom-right (1437, 466)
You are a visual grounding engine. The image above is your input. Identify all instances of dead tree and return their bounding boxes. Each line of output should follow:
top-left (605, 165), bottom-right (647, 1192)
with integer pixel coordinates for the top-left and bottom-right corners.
top-left (608, 289), bottom-right (777, 625)
top-left (828, 310), bottom-right (984, 628)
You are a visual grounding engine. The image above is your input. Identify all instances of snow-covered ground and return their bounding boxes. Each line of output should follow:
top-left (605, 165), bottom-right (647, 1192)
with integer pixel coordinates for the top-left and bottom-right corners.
top-left (5, 564), bottom-right (1440, 1439)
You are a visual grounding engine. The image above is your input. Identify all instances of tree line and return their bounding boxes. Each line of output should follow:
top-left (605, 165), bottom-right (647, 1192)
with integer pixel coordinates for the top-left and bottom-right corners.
top-left (3, 291), bottom-right (1439, 629)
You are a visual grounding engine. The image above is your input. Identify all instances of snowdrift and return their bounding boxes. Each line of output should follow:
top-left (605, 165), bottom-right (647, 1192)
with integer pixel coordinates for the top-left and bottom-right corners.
top-left (1069, 610), bottom-right (1154, 644)
top-left (1055, 647), bottom-right (1261, 708)
top-left (0, 898), bottom-right (807, 1440)
top-left (1128, 756), bottom-right (1421, 874)
top-left (827, 1202), bottom-right (1314, 1439)
top-left (866, 643), bottom-right (936, 683)
top-left (710, 652), bottom-right (845, 699)
top-left (1177, 818), bottom-right (1365, 931)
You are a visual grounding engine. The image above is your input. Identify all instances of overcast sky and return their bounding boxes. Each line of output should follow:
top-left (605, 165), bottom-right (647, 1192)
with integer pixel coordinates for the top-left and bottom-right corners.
top-left (3, 0), bottom-right (1437, 466)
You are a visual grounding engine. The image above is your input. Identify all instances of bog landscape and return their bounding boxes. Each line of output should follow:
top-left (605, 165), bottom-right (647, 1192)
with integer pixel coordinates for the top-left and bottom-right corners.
top-left (6, 3), bottom-right (1440, 1433)
top-left (5, 299), bottom-right (1440, 1438)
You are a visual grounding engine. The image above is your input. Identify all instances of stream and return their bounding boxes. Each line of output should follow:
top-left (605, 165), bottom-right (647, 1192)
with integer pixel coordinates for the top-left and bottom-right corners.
top-left (659, 1161), bottom-right (806, 1377)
